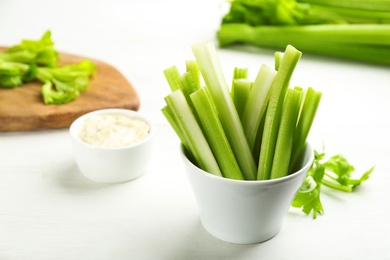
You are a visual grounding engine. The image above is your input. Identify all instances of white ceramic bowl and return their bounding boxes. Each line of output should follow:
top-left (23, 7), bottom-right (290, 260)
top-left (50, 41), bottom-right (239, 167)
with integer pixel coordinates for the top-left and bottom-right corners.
top-left (69, 108), bottom-right (155, 183)
top-left (181, 143), bottom-right (314, 244)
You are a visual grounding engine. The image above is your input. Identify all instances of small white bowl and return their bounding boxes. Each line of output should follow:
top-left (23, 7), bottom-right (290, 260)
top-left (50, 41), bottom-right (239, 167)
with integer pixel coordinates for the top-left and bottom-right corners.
top-left (69, 108), bottom-right (155, 183)
top-left (181, 143), bottom-right (314, 244)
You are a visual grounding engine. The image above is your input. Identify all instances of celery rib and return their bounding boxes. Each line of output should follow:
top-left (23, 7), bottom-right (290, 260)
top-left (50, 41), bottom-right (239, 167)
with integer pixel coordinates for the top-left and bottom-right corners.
top-left (290, 87), bottom-right (322, 173)
top-left (165, 90), bottom-right (222, 177)
top-left (241, 64), bottom-right (276, 153)
top-left (270, 88), bottom-right (302, 179)
top-left (163, 66), bottom-right (181, 92)
top-left (257, 45), bottom-right (302, 180)
top-left (191, 87), bottom-right (244, 180)
top-left (192, 42), bottom-right (257, 180)
top-left (231, 78), bottom-right (252, 120)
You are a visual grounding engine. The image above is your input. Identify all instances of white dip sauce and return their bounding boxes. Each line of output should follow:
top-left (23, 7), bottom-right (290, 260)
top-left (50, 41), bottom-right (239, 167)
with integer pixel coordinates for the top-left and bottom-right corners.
top-left (78, 113), bottom-right (150, 147)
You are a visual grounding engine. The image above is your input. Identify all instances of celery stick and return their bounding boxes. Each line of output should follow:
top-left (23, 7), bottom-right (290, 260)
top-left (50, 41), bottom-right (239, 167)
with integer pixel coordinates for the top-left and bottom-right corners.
top-left (191, 87), bottom-right (244, 180)
top-left (230, 67), bottom-right (248, 102)
top-left (161, 106), bottom-right (187, 147)
top-left (192, 42), bottom-right (257, 180)
top-left (179, 71), bottom-right (200, 112)
top-left (257, 45), bottom-right (302, 180)
top-left (241, 64), bottom-right (276, 153)
top-left (231, 78), bottom-right (252, 120)
top-left (186, 60), bottom-right (201, 89)
top-left (165, 90), bottom-right (222, 177)
top-left (274, 52), bottom-right (283, 70)
top-left (270, 88), bottom-right (302, 179)
top-left (232, 67), bottom-right (248, 82)
top-left (163, 65), bottom-right (181, 92)
top-left (290, 87), bottom-right (322, 172)
top-left (231, 67), bottom-right (250, 118)
top-left (161, 105), bottom-right (199, 165)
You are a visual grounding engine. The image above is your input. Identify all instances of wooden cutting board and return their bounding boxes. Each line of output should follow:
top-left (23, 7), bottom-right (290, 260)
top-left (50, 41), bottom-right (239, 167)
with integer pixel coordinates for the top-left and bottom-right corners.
top-left (0, 47), bottom-right (140, 131)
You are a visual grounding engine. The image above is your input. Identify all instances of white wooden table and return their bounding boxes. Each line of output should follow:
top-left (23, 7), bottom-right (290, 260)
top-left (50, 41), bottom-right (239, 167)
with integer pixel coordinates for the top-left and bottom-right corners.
top-left (1, 0), bottom-right (389, 259)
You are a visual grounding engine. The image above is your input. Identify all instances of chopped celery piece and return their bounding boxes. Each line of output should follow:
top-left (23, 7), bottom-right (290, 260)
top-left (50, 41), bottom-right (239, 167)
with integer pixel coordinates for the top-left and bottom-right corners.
top-left (241, 64), bottom-right (276, 153)
top-left (179, 71), bottom-right (200, 112)
top-left (257, 45), bottom-right (302, 180)
top-left (290, 87), bottom-right (322, 172)
top-left (270, 88), bottom-right (302, 179)
top-left (231, 67), bottom-right (250, 118)
top-left (163, 65), bottom-right (181, 92)
top-left (161, 106), bottom-right (188, 149)
top-left (274, 52), bottom-right (283, 70)
top-left (192, 42), bottom-right (257, 180)
top-left (231, 78), bottom-right (252, 120)
top-left (164, 90), bottom-right (222, 177)
top-left (232, 67), bottom-right (248, 83)
top-left (191, 87), bottom-right (244, 180)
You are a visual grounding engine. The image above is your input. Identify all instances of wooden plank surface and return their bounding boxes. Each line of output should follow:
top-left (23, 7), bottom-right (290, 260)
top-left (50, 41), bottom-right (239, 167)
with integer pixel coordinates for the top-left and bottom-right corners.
top-left (0, 47), bottom-right (140, 131)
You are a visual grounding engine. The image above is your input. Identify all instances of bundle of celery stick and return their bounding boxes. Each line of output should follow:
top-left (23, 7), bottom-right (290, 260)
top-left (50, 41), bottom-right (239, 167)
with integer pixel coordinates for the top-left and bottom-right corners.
top-left (162, 42), bottom-right (374, 219)
top-left (217, 0), bottom-right (390, 65)
top-left (162, 42), bottom-right (321, 181)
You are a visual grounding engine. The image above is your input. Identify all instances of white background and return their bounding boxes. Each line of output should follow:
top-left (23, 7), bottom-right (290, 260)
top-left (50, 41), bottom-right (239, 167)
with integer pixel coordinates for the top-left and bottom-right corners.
top-left (0, 0), bottom-right (389, 259)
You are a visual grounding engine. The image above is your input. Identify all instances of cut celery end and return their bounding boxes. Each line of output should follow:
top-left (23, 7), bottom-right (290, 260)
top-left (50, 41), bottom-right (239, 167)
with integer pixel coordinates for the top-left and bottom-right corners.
top-left (231, 78), bottom-right (252, 120)
top-left (270, 88), bottom-right (302, 179)
top-left (165, 90), bottom-right (222, 177)
top-left (191, 87), bottom-right (244, 180)
top-left (192, 41), bottom-right (257, 180)
top-left (257, 45), bottom-right (302, 180)
top-left (179, 71), bottom-right (200, 113)
top-left (163, 65), bottom-right (181, 92)
top-left (186, 60), bottom-right (201, 89)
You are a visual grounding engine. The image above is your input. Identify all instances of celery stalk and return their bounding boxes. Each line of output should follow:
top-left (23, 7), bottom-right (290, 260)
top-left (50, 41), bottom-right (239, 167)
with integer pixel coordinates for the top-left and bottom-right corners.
top-left (161, 106), bottom-right (186, 146)
top-left (190, 87), bottom-right (244, 180)
top-left (232, 67), bottom-right (248, 83)
top-left (217, 24), bottom-right (390, 65)
top-left (165, 90), bottom-right (222, 177)
top-left (257, 45), bottom-right (302, 180)
top-left (186, 60), bottom-right (201, 89)
top-left (241, 64), bottom-right (276, 153)
top-left (192, 42), bottom-right (257, 180)
top-left (231, 78), bottom-right (252, 120)
top-left (163, 66), bottom-right (181, 92)
top-left (231, 67), bottom-right (250, 119)
top-left (179, 71), bottom-right (200, 113)
top-left (290, 87), bottom-right (322, 172)
top-left (270, 88), bottom-right (302, 179)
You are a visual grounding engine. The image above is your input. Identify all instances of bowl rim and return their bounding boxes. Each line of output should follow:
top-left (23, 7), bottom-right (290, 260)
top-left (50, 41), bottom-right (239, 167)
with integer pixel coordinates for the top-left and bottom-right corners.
top-left (180, 142), bottom-right (314, 186)
top-left (69, 108), bottom-right (155, 150)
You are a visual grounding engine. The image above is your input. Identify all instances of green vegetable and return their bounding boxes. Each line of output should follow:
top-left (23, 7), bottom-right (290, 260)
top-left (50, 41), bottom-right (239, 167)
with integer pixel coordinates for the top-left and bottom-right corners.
top-left (37, 60), bottom-right (96, 104)
top-left (0, 31), bottom-right (95, 104)
top-left (270, 88), bottom-right (302, 179)
top-left (192, 42), bottom-right (257, 180)
top-left (292, 149), bottom-right (375, 218)
top-left (257, 45), bottom-right (302, 180)
top-left (162, 41), bottom-right (373, 218)
top-left (241, 64), bottom-right (275, 154)
top-left (0, 31), bottom-right (58, 67)
top-left (191, 87), bottom-right (244, 180)
top-left (217, 0), bottom-right (390, 65)
top-left (164, 89), bottom-right (223, 177)
top-left (231, 78), bottom-right (252, 119)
